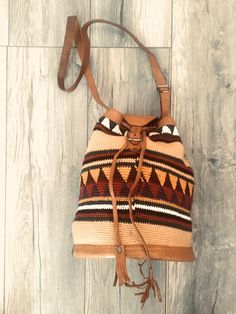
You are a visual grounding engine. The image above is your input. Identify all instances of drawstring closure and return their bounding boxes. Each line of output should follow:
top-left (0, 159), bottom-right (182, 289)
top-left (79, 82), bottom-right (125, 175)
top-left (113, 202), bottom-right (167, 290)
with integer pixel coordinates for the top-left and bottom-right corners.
top-left (108, 123), bottom-right (162, 308)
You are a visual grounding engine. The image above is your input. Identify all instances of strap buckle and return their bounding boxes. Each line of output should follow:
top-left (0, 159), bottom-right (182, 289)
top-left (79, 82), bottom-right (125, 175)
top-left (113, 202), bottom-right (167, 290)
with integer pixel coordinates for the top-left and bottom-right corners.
top-left (126, 126), bottom-right (143, 151)
top-left (157, 84), bottom-right (169, 93)
top-left (127, 137), bottom-right (142, 142)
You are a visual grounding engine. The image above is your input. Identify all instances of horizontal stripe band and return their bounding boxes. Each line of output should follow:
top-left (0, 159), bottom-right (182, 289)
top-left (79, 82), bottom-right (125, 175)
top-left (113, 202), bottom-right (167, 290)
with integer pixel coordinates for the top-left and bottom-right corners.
top-left (81, 159), bottom-right (194, 183)
top-left (84, 147), bottom-right (187, 166)
top-left (78, 195), bottom-right (191, 213)
top-left (77, 198), bottom-right (191, 216)
top-left (72, 220), bottom-right (193, 246)
top-left (83, 148), bottom-right (193, 176)
top-left (142, 159), bottom-right (194, 182)
top-left (76, 203), bottom-right (191, 221)
top-left (75, 211), bottom-right (192, 232)
top-left (73, 244), bottom-right (195, 261)
top-left (84, 147), bottom-right (188, 171)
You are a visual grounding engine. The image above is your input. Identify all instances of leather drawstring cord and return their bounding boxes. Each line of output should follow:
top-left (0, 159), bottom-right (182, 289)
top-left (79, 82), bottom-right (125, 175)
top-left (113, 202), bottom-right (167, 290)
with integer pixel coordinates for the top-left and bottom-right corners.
top-left (108, 125), bottom-right (162, 308)
top-left (108, 140), bottom-right (131, 284)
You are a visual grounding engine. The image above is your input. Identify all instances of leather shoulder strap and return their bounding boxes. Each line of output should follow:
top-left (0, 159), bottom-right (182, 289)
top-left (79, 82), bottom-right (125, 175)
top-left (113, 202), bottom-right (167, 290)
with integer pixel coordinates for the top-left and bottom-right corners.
top-left (58, 16), bottom-right (170, 117)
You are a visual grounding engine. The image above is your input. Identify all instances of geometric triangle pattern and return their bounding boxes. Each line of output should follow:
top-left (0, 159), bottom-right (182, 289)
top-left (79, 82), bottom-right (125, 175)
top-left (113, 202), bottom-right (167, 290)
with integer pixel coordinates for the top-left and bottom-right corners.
top-left (79, 150), bottom-right (195, 213)
top-left (141, 166), bottom-right (153, 182)
top-left (75, 116), bottom-right (195, 237)
top-left (117, 166), bottom-right (132, 182)
top-left (90, 168), bottom-right (100, 183)
top-left (96, 115), bottom-right (181, 143)
top-left (169, 173), bottom-right (178, 190)
top-left (149, 125), bottom-right (180, 137)
top-left (155, 169), bottom-right (167, 186)
top-left (98, 116), bottom-right (127, 135)
top-left (159, 124), bottom-right (180, 136)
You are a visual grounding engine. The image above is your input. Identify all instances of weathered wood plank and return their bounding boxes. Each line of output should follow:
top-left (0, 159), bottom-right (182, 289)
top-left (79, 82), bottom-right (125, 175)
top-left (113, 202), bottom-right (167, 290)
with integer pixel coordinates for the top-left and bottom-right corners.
top-left (0, 0), bottom-right (8, 45)
top-left (88, 47), bottom-right (170, 117)
top-left (84, 47), bottom-right (170, 313)
top-left (9, 0), bottom-right (90, 46)
top-left (5, 47), bottom-right (87, 314)
top-left (0, 47), bottom-right (7, 314)
top-left (168, 1), bottom-right (236, 313)
top-left (91, 0), bottom-right (171, 47)
top-left (85, 258), bottom-right (120, 314)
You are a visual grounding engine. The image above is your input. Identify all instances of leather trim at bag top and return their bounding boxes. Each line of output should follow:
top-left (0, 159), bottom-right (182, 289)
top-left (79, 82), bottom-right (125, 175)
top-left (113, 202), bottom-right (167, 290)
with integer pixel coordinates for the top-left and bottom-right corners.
top-left (58, 15), bottom-right (196, 309)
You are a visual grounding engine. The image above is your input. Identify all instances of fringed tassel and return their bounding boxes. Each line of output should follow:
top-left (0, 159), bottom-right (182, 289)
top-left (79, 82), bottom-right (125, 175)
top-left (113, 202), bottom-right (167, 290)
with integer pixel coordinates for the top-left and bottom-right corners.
top-left (134, 275), bottom-right (162, 309)
top-left (124, 259), bottom-right (162, 309)
top-left (113, 245), bottom-right (131, 286)
top-left (135, 259), bottom-right (162, 308)
top-left (112, 248), bottom-right (162, 309)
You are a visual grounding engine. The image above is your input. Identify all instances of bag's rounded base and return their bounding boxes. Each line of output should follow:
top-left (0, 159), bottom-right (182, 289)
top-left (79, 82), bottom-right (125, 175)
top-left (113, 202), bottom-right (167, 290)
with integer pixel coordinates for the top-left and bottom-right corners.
top-left (72, 244), bottom-right (195, 261)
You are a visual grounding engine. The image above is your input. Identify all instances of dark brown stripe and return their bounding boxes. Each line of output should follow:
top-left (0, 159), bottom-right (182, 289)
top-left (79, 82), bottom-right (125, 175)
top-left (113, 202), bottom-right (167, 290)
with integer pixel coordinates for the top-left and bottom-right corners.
top-left (81, 160), bottom-right (194, 184)
top-left (149, 134), bottom-right (182, 143)
top-left (76, 199), bottom-right (191, 217)
top-left (83, 148), bottom-right (193, 177)
top-left (74, 210), bottom-right (192, 231)
top-left (84, 148), bottom-right (136, 161)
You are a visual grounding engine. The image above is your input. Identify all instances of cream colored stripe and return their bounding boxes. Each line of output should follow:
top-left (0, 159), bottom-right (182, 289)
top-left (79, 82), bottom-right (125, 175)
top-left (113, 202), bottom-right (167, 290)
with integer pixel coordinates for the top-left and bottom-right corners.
top-left (135, 197), bottom-right (191, 213)
top-left (77, 195), bottom-right (191, 213)
top-left (72, 221), bottom-right (193, 247)
top-left (76, 203), bottom-right (191, 221)
top-left (82, 155), bottom-right (193, 181)
top-left (142, 158), bottom-right (194, 181)
top-left (82, 157), bottom-right (136, 171)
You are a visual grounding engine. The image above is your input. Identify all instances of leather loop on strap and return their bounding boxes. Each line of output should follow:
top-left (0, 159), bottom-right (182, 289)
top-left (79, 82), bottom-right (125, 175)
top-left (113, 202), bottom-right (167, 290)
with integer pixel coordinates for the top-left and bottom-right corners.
top-left (58, 16), bottom-right (171, 117)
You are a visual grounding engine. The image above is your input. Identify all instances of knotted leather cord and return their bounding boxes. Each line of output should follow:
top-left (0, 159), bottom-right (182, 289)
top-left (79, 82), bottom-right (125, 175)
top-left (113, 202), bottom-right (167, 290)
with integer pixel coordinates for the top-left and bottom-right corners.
top-left (108, 123), bottom-right (162, 308)
top-left (58, 16), bottom-right (171, 117)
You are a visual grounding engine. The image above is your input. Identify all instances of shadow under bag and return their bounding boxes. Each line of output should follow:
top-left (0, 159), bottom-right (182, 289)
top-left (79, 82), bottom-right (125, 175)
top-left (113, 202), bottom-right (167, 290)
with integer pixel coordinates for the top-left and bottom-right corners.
top-left (58, 16), bottom-right (195, 309)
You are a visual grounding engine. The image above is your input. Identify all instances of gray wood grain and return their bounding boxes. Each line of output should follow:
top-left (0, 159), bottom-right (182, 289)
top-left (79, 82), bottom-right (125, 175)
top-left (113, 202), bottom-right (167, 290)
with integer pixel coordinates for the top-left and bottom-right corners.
top-left (168, 1), bottom-right (236, 313)
top-left (91, 0), bottom-right (171, 47)
top-left (0, 47), bottom-right (7, 314)
top-left (5, 47), bottom-right (87, 314)
top-left (88, 47), bottom-right (170, 117)
top-left (9, 0), bottom-right (90, 46)
top-left (0, 0), bottom-right (8, 45)
top-left (86, 47), bottom-right (170, 313)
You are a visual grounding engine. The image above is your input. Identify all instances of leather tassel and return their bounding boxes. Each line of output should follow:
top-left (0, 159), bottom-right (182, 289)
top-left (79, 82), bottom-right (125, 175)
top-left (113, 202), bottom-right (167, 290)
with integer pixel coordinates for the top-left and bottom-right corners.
top-left (113, 245), bottom-right (131, 286)
top-left (134, 260), bottom-right (162, 308)
top-left (134, 277), bottom-right (162, 308)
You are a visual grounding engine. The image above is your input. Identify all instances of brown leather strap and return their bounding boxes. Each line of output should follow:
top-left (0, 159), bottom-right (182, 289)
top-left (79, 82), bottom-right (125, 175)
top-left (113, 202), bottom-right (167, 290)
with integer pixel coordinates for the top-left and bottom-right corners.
top-left (58, 16), bottom-right (109, 109)
top-left (58, 16), bottom-right (170, 117)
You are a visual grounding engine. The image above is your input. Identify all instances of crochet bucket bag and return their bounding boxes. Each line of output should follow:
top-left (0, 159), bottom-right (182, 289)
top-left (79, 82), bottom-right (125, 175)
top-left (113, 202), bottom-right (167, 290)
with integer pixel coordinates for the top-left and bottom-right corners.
top-left (58, 16), bottom-right (195, 308)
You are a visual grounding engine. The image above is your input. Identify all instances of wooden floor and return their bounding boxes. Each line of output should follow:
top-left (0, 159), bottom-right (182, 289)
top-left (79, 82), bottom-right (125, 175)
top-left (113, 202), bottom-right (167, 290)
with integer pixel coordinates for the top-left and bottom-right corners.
top-left (1, 1), bottom-right (236, 313)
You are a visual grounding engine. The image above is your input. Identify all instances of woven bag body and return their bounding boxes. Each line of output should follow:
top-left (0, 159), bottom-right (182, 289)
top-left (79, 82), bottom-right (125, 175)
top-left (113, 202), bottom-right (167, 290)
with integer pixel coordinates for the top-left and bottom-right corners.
top-left (72, 108), bottom-right (195, 261)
